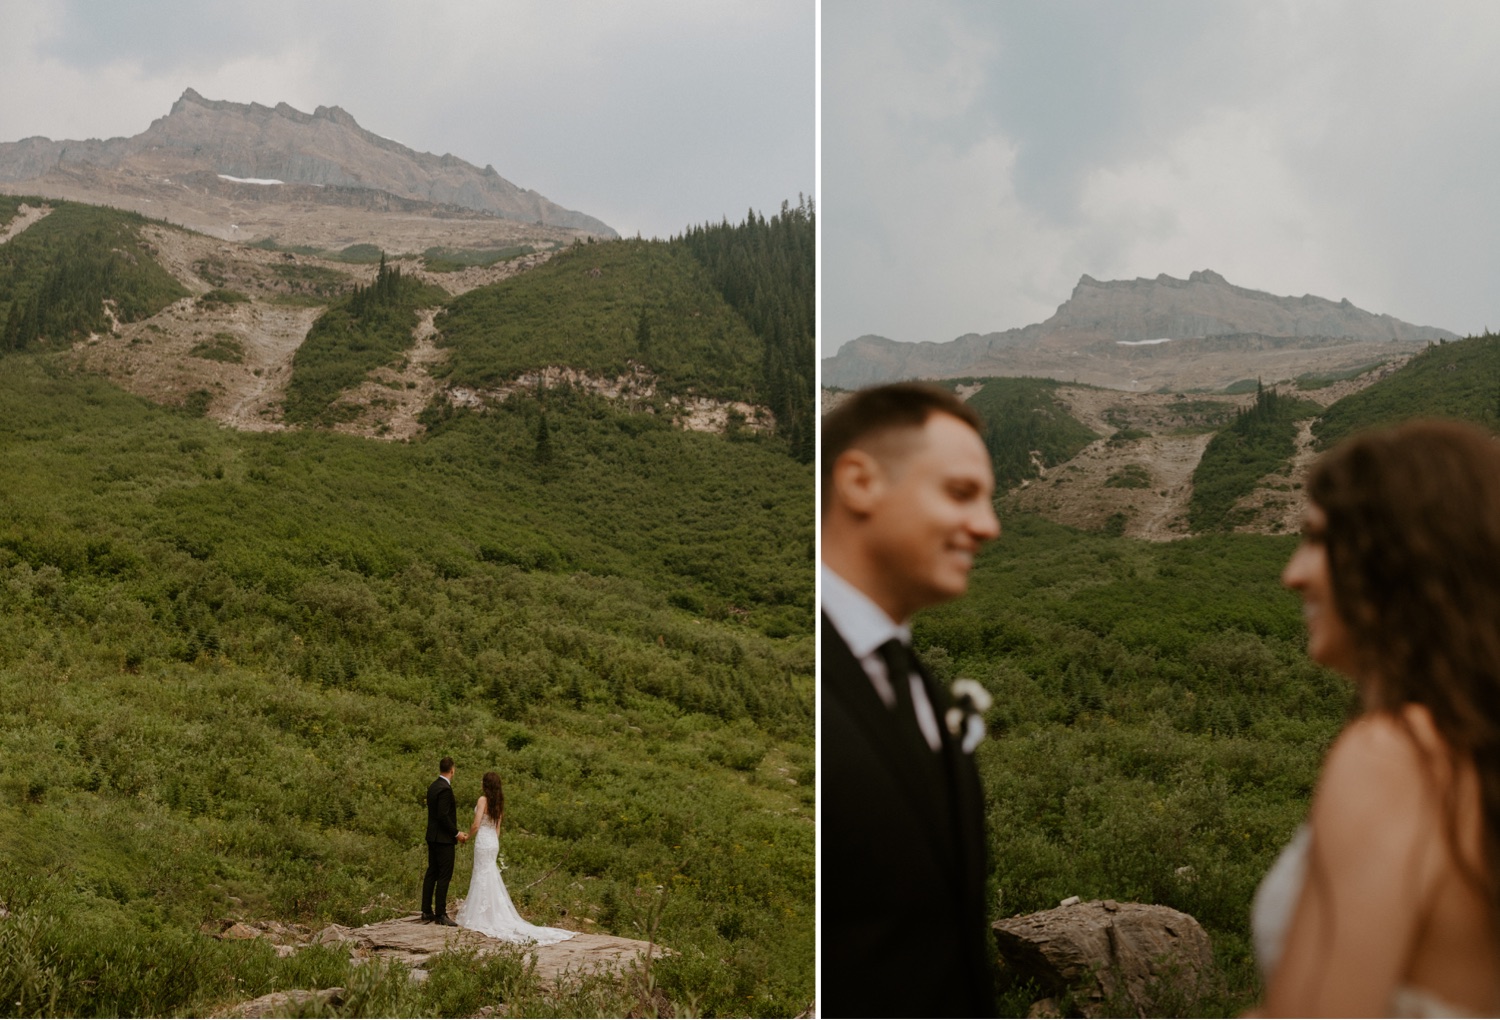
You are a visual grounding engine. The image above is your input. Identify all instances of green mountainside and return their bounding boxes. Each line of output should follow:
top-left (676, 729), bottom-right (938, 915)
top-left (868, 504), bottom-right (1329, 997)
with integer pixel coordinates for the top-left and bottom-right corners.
top-left (1, 202), bottom-right (188, 351)
top-left (948, 377), bottom-right (1099, 490)
top-left (0, 199), bottom-right (813, 1015)
top-left (1189, 385), bottom-right (1321, 532)
top-left (436, 201), bottom-right (815, 462)
top-left (284, 258), bottom-right (449, 426)
top-left (677, 199), bottom-right (816, 462)
top-left (436, 241), bottom-right (763, 403)
top-left (1313, 332), bottom-right (1500, 448)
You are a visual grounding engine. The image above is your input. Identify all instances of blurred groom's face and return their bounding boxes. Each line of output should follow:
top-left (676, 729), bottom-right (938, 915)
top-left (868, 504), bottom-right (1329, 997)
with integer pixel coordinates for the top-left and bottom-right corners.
top-left (862, 412), bottom-right (1000, 619)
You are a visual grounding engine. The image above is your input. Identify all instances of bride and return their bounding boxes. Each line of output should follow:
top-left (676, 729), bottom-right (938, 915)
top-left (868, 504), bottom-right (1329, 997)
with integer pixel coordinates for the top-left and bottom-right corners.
top-left (454, 771), bottom-right (574, 945)
top-left (1255, 421), bottom-right (1500, 1016)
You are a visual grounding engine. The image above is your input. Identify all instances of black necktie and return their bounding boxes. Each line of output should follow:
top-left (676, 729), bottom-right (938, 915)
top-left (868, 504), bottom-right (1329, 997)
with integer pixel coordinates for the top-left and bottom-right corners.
top-left (878, 638), bottom-right (924, 742)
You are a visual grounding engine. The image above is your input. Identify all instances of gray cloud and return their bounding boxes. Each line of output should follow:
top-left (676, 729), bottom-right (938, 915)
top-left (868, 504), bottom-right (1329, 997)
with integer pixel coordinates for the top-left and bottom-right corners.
top-left (0, 0), bottom-right (813, 240)
top-left (823, 0), bottom-right (1500, 352)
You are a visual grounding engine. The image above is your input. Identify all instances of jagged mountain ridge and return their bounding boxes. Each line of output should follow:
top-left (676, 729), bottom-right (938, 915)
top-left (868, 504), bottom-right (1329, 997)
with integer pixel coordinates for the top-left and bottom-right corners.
top-left (824, 269), bottom-right (1458, 391)
top-left (0, 88), bottom-right (615, 237)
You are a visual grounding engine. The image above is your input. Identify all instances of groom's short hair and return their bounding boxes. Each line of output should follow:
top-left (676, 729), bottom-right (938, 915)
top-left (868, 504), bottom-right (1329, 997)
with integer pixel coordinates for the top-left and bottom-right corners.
top-left (439, 756), bottom-right (454, 774)
top-left (821, 382), bottom-right (983, 511)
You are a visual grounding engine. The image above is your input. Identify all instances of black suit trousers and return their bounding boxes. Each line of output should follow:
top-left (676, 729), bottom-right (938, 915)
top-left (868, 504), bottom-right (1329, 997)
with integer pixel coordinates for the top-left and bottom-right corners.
top-left (422, 840), bottom-right (456, 916)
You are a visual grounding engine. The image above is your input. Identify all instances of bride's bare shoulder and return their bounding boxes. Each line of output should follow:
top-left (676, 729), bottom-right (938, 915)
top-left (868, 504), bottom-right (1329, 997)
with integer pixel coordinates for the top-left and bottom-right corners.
top-left (1314, 708), bottom-right (1452, 827)
top-left (1332, 706), bottom-right (1447, 764)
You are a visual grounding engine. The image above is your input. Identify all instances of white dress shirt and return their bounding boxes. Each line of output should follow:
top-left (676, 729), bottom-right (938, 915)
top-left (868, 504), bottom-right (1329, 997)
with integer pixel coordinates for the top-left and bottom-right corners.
top-left (821, 563), bottom-right (942, 751)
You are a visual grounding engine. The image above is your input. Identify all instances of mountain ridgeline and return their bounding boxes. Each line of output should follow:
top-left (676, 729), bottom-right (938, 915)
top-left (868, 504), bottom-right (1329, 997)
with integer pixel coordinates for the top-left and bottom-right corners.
top-left (825, 269), bottom-right (1458, 393)
top-left (0, 88), bottom-right (616, 237)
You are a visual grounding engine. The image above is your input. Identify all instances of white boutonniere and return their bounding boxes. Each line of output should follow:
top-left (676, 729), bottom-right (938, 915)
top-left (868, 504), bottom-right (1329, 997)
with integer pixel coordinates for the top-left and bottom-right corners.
top-left (946, 678), bottom-right (992, 753)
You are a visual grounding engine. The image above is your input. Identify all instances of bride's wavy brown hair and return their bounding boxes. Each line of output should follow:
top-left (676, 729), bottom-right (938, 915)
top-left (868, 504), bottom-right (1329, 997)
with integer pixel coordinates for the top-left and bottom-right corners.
top-left (482, 771), bottom-right (505, 825)
top-left (1308, 418), bottom-right (1500, 922)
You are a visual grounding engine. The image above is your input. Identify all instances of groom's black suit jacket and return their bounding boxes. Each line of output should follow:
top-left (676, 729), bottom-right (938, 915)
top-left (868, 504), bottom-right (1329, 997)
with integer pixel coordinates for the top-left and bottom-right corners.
top-left (822, 613), bottom-right (993, 1018)
top-left (425, 776), bottom-right (458, 845)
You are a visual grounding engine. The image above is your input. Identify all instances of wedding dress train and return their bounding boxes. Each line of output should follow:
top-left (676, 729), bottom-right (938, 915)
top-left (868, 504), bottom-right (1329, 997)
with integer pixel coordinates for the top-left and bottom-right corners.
top-left (455, 822), bottom-right (574, 945)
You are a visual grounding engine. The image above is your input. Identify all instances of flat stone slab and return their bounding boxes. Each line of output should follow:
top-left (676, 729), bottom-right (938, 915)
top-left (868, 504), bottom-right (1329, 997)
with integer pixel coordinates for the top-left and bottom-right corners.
top-left (324, 914), bottom-right (669, 985)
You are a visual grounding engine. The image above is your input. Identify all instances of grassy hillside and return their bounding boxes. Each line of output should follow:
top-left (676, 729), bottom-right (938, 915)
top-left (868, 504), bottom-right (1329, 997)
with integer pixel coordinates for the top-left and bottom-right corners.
top-left (435, 239), bottom-right (764, 405)
top-left (914, 515), bottom-right (1352, 1014)
top-left (0, 198), bottom-right (188, 351)
top-left (950, 377), bottom-right (1099, 490)
top-left (1189, 385), bottom-right (1320, 532)
top-left (0, 353), bottom-right (812, 1016)
top-left (1313, 332), bottom-right (1500, 448)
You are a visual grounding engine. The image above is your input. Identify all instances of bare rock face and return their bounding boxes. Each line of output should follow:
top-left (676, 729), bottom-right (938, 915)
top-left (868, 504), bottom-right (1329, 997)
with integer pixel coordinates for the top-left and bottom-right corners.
top-left (0, 88), bottom-right (616, 237)
top-left (822, 269), bottom-right (1456, 392)
top-left (992, 899), bottom-right (1212, 1017)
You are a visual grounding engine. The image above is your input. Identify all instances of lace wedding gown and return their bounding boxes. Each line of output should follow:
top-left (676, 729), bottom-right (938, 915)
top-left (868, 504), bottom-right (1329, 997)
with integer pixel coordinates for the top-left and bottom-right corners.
top-left (454, 821), bottom-right (574, 945)
top-left (1252, 824), bottom-right (1471, 1018)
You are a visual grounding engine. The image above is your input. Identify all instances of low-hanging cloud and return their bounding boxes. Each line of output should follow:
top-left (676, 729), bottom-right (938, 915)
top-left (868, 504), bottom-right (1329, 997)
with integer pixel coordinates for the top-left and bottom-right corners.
top-left (824, 0), bottom-right (1500, 353)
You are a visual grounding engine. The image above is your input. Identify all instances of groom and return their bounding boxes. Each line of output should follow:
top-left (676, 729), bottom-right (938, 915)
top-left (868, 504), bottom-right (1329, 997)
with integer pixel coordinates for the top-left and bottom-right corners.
top-left (421, 756), bottom-right (467, 925)
top-left (821, 383), bottom-right (1001, 1017)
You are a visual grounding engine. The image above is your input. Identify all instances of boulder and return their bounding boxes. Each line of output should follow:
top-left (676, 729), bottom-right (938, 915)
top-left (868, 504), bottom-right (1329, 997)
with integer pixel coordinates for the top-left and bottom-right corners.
top-left (217, 987), bottom-right (343, 1018)
top-left (992, 899), bottom-right (1212, 1017)
top-left (314, 923), bottom-right (355, 945)
top-left (218, 922), bottom-right (262, 941)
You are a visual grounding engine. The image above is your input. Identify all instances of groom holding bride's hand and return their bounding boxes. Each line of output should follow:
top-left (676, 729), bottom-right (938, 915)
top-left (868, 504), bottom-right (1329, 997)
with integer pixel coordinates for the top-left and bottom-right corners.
top-left (421, 756), bottom-right (466, 926)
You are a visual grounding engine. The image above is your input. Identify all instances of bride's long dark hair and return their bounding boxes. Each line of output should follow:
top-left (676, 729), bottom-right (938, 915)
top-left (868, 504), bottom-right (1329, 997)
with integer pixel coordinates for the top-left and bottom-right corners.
top-left (1308, 419), bottom-right (1500, 925)
top-left (482, 771), bottom-right (505, 826)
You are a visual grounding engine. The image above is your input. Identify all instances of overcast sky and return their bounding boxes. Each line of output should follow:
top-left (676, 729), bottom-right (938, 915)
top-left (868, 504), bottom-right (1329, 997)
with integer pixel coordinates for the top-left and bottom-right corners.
top-left (823, 0), bottom-right (1500, 353)
top-left (0, 0), bottom-right (813, 240)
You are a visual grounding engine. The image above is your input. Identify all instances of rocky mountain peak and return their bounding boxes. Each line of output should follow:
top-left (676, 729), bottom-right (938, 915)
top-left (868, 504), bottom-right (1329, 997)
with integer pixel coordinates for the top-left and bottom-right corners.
top-left (824, 270), bottom-right (1458, 392)
top-left (0, 89), bottom-right (616, 238)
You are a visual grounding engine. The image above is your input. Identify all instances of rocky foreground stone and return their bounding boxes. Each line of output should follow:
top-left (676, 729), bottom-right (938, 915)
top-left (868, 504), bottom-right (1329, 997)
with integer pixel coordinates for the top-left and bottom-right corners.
top-left (210, 914), bottom-right (669, 1017)
top-left (993, 899), bottom-right (1213, 1018)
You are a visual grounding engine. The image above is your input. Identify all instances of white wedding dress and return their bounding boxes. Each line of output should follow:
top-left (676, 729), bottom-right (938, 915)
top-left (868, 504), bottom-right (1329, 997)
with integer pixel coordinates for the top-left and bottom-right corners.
top-left (454, 820), bottom-right (574, 945)
top-left (1252, 824), bottom-right (1471, 1018)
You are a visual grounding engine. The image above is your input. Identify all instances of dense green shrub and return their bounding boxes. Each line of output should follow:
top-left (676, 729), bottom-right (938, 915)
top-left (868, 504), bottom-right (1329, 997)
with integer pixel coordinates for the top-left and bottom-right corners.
top-left (188, 334), bottom-right (245, 363)
top-left (422, 245), bottom-right (537, 271)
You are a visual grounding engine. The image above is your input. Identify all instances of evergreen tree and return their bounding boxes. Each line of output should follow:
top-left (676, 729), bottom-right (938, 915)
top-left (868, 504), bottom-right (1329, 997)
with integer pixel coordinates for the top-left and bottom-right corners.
top-left (673, 197), bottom-right (814, 461)
top-left (635, 306), bottom-right (652, 356)
top-left (535, 411), bottom-right (553, 466)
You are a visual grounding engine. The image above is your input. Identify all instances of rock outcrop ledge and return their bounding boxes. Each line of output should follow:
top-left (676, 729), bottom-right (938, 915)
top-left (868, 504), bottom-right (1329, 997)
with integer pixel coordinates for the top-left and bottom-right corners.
top-left (211, 914), bottom-right (670, 1017)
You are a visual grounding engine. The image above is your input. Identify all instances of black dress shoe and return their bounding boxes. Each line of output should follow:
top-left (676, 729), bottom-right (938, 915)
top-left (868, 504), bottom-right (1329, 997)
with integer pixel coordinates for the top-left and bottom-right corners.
top-left (434, 915), bottom-right (458, 927)
top-left (419, 912), bottom-right (436, 923)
